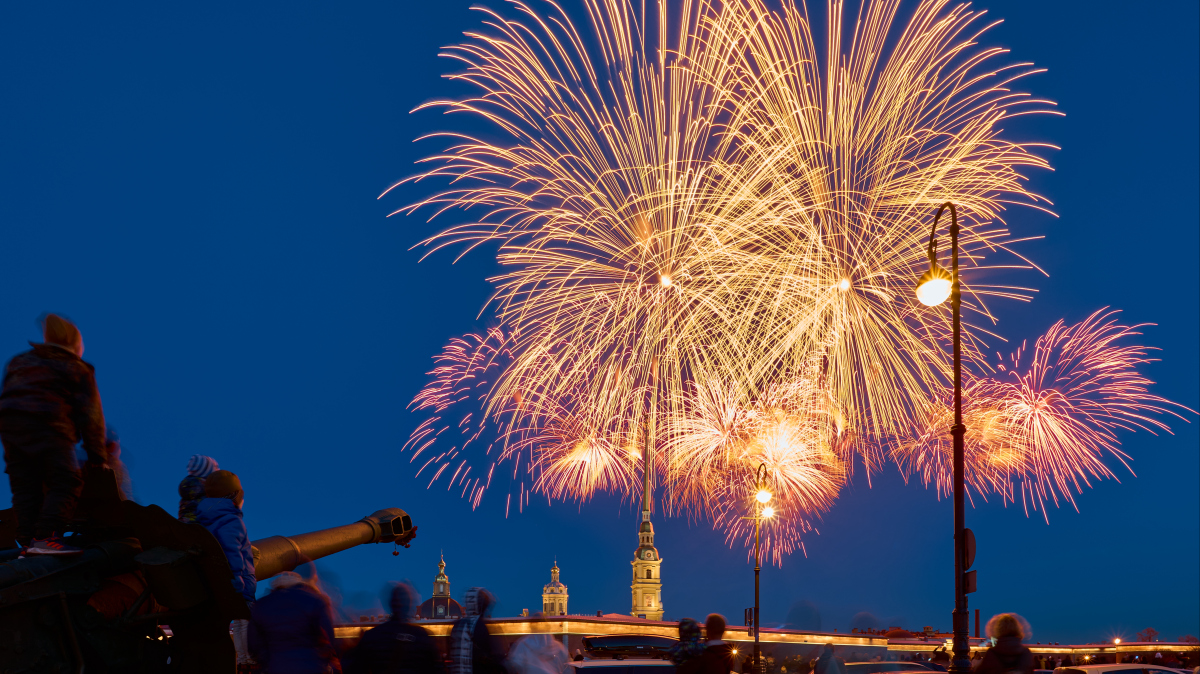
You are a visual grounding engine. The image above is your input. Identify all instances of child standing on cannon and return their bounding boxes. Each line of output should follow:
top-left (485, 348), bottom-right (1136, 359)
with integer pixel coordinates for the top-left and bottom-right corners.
top-left (0, 314), bottom-right (107, 555)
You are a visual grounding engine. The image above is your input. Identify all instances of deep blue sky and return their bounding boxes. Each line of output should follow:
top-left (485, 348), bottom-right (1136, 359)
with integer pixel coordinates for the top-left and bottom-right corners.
top-left (1, 1), bottom-right (1195, 645)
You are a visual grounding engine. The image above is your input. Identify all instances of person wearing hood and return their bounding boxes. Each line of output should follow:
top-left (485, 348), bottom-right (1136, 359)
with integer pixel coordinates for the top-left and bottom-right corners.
top-left (448, 587), bottom-right (503, 674)
top-left (348, 581), bottom-right (443, 674)
top-left (0, 313), bottom-right (106, 555)
top-left (197, 470), bottom-right (255, 603)
top-left (973, 614), bottom-right (1034, 674)
top-left (249, 571), bottom-right (341, 674)
top-left (197, 469), bottom-right (257, 668)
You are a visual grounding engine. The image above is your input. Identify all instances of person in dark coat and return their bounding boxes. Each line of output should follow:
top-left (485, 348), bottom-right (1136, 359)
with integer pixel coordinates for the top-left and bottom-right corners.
top-left (973, 614), bottom-right (1034, 674)
top-left (349, 581), bottom-right (442, 674)
top-left (0, 314), bottom-right (106, 554)
top-left (250, 571), bottom-right (342, 674)
top-left (178, 454), bottom-right (218, 523)
top-left (448, 587), bottom-right (503, 674)
top-left (813, 644), bottom-right (844, 674)
top-left (680, 614), bottom-right (740, 674)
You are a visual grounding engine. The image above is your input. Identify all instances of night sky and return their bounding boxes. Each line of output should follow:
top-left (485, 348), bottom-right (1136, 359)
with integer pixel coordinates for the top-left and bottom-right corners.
top-left (1, 1), bottom-right (1195, 645)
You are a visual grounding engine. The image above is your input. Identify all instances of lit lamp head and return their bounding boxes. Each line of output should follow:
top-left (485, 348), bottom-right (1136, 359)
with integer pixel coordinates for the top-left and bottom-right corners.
top-left (1113, 638), bottom-right (1121, 645)
top-left (755, 489), bottom-right (772, 504)
top-left (915, 264), bottom-right (952, 306)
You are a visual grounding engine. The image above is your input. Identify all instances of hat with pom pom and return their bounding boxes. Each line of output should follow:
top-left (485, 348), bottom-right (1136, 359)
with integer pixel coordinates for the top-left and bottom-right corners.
top-left (186, 455), bottom-right (219, 478)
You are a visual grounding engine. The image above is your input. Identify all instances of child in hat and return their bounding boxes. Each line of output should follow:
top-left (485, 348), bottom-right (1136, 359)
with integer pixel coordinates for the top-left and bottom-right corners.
top-left (177, 454), bottom-right (218, 523)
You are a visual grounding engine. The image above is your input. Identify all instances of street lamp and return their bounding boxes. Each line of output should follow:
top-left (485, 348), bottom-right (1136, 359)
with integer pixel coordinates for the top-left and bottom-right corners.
top-left (752, 463), bottom-right (773, 674)
top-left (914, 202), bottom-right (972, 674)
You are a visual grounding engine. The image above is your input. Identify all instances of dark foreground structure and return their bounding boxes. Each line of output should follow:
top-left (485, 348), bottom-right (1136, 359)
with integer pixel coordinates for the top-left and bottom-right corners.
top-left (0, 477), bottom-right (413, 673)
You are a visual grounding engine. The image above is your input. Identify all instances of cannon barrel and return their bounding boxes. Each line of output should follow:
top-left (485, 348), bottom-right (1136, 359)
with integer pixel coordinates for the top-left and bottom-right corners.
top-left (251, 507), bottom-right (412, 581)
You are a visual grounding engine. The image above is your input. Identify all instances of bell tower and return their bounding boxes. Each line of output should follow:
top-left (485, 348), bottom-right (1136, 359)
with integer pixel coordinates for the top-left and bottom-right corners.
top-left (630, 420), bottom-right (663, 620)
top-left (541, 560), bottom-right (569, 616)
top-left (433, 554), bottom-right (450, 598)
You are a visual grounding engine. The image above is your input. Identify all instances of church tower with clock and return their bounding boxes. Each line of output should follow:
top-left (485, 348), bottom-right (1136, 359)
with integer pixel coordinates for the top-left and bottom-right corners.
top-left (630, 424), bottom-right (663, 620)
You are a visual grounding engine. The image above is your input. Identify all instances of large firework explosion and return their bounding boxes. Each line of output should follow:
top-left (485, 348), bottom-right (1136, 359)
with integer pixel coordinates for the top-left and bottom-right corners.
top-left (390, 0), bottom-right (1190, 560)
top-left (892, 310), bottom-right (1195, 520)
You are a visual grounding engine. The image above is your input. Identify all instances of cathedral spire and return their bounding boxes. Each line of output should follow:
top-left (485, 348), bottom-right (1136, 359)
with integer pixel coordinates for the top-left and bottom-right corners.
top-left (433, 553), bottom-right (449, 597)
top-left (641, 415), bottom-right (652, 516)
top-left (631, 414), bottom-right (663, 620)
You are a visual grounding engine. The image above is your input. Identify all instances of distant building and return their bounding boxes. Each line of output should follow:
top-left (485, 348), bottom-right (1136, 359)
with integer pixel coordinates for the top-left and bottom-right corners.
top-left (630, 429), bottom-right (663, 621)
top-left (417, 555), bottom-right (464, 620)
top-left (542, 561), bottom-right (569, 615)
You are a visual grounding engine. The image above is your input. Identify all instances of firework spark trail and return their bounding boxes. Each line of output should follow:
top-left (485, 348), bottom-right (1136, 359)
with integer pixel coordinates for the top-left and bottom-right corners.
top-left (391, 0), bottom-right (773, 510)
top-left (390, 0), bottom-right (1187, 561)
top-left (667, 373), bottom-right (847, 562)
top-left (691, 0), bottom-right (1059, 443)
top-left (893, 310), bottom-right (1195, 520)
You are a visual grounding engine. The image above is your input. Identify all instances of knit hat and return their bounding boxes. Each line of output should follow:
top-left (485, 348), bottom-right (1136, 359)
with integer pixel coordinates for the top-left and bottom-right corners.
top-left (40, 313), bottom-right (83, 356)
top-left (203, 469), bottom-right (243, 501)
top-left (186, 455), bottom-right (219, 478)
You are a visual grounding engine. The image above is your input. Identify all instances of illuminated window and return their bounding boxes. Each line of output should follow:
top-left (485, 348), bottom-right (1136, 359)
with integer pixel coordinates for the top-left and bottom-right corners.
top-left (646, 569), bottom-right (652, 579)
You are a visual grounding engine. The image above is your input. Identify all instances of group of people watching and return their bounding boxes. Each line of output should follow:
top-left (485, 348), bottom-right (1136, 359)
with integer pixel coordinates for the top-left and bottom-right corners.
top-left (669, 614), bottom-right (745, 674)
top-left (246, 581), bottom-right (501, 674)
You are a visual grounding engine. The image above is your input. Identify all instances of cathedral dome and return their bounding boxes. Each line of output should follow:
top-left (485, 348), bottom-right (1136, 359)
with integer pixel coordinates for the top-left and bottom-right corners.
top-left (417, 595), bottom-right (463, 620)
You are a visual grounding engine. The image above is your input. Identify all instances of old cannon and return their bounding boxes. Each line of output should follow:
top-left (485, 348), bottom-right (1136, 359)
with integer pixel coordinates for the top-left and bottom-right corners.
top-left (0, 495), bottom-right (414, 673)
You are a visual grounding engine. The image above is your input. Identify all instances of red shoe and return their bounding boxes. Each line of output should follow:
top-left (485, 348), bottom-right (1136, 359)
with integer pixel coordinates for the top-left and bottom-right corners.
top-left (24, 537), bottom-right (84, 556)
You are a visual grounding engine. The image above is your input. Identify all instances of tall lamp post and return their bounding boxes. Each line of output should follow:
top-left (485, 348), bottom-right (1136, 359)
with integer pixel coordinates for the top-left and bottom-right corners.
top-left (914, 202), bottom-right (973, 674)
top-left (752, 464), bottom-right (774, 674)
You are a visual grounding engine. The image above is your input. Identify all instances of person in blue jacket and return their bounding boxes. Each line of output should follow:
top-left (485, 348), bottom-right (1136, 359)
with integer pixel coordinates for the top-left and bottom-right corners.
top-left (197, 469), bottom-right (255, 601)
top-left (197, 469), bottom-right (257, 666)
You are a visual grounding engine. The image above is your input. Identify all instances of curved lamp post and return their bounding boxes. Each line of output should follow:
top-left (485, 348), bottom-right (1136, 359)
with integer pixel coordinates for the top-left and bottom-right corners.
top-left (752, 464), bottom-right (774, 674)
top-left (915, 202), bottom-right (972, 674)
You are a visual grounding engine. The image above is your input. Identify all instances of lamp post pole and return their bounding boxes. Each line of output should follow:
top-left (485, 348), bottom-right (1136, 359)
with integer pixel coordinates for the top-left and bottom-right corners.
top-left (916, 202), bottom-right (970, 674)
top-left (753, 463), bottom-right (770, 674)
